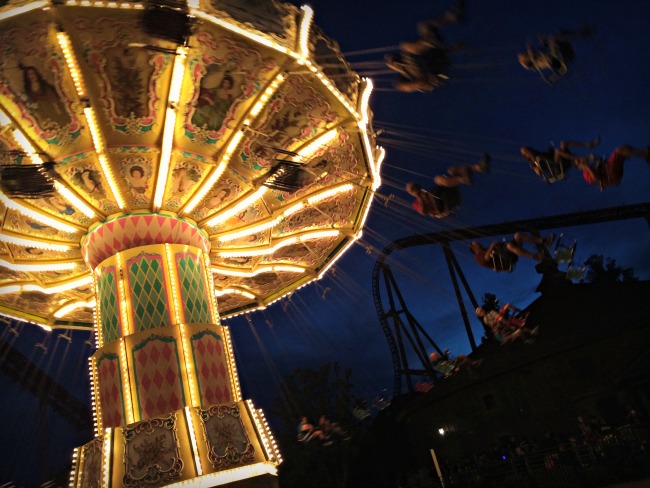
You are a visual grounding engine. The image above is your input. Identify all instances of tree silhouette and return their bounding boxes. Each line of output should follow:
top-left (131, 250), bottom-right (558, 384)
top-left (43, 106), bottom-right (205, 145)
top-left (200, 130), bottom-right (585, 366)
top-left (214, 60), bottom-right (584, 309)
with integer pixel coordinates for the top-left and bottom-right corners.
top-left (269, 362), bottom-right (354, 436)
top-left (269, 362), bottom-right (357, 488)
top-left (582, 254), bottom-right (638, 284)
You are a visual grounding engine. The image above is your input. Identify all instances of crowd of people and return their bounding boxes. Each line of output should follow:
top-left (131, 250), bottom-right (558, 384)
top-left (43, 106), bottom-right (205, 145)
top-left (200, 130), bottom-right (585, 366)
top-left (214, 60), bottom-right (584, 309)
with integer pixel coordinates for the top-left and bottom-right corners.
top-left (395, 407), bottom-right (650, 487)
top-left (444, 408), bottom-right (649, 484)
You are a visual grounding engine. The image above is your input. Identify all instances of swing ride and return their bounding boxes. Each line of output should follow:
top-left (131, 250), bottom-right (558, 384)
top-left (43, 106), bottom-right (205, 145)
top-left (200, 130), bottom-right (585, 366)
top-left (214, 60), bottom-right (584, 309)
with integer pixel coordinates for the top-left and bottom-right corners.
top-left (1, 0), bottom-right (649, 484)
top-left (0, 0), bottom-right (382, 485)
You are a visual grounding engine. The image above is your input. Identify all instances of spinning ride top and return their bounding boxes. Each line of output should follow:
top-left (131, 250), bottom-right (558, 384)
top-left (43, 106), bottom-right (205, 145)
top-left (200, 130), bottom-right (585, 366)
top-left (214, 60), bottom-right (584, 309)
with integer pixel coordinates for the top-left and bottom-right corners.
top-left (0, 0), bottom-right (383, 485)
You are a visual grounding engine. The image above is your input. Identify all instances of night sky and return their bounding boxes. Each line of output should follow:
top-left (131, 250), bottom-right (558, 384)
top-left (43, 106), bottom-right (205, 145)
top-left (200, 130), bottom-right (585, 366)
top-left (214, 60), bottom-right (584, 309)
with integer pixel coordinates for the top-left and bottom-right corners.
top-left (231, 0), bottom-right (650, 411)
top-left (2, 0), bottom-right (650, 485)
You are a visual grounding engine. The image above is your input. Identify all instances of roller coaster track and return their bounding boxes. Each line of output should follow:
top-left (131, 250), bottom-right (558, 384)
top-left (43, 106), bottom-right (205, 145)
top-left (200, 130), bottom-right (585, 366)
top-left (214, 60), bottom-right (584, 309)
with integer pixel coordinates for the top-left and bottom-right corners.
top-left (372, 202), bottom-right (650, 397)
top-left (0, 336), bottom-right (92, 432)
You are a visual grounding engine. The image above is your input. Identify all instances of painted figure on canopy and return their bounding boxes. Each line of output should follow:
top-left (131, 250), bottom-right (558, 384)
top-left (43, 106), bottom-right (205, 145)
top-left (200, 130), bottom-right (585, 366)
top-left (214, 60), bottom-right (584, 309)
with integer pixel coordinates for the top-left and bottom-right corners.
top-left (20, 64), bottom-right (70, 127)
top-left (192, 68), bottom-right (238, 132)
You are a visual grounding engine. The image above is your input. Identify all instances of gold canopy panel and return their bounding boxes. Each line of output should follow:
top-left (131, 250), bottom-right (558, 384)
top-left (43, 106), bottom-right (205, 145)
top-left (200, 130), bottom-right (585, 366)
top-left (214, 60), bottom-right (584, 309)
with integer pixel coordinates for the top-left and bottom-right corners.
top-left (0, 0), bottom-right (384, 330)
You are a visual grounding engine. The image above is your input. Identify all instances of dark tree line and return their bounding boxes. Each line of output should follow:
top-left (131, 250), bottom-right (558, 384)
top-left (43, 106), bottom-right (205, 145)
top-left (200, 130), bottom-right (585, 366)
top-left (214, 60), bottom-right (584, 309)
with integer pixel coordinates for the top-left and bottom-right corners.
top-left (582, 254), bottom-right (638, 284)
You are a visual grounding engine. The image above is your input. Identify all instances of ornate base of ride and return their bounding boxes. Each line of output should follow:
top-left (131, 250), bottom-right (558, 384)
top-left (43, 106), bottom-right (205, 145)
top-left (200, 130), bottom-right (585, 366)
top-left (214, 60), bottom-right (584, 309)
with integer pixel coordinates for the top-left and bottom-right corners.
top-left (70, 401), bottom-right (280, 487)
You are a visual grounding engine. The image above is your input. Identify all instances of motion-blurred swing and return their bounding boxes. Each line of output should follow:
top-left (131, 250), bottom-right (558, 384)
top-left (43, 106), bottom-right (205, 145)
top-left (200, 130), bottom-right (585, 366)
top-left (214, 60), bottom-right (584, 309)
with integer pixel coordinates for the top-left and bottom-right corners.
top-left (553, 233), bottom-right (586, 281)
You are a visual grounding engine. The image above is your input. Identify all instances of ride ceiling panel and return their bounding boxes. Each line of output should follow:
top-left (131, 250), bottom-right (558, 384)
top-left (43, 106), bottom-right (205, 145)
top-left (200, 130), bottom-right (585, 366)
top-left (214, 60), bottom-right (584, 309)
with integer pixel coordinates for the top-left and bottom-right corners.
top-left (0, 278), bottom-right (93, 324)
top-left (262, 132), bottom-right (367, 214)
top-left (229, 75), bottom-right (345, 181)
top-left (200, 0), bottom-right (298, 48)
top-left (3, 207), bottom-right (81, 242)
top-left (275, 189), bottom-right (361, 235)
top-left (2, 242), bottom-right (80, 262)
top-left (186, 174), bottom-right (244, 222)
top-left (214, 292), bottom-right (252, 314)
top-left (20, 193), bottom-right (91, 228)
top-left (58, 7), bottom-right (174, 147)
top-left (56, 152), bottom-right (121, 214)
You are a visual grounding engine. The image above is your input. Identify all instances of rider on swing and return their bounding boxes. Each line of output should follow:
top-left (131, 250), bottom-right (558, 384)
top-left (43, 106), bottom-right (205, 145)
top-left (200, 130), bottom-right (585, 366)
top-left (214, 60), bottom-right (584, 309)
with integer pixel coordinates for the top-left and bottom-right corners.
top-left (518, 26), bottom-right (593, 84)
top-left (386, 0), bottom-right (466, 92)
top-left (470, 231), bottom-right (555, 272)
top-left (406, 154), bottom-right (490, 218)
top-left (521, 137), bottom-right (600, 183)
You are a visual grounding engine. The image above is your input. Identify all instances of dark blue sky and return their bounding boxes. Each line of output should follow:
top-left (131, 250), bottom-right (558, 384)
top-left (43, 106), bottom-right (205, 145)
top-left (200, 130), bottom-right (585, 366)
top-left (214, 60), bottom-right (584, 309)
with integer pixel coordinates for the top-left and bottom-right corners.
top-left (2, 0), bottom-right (650, 484)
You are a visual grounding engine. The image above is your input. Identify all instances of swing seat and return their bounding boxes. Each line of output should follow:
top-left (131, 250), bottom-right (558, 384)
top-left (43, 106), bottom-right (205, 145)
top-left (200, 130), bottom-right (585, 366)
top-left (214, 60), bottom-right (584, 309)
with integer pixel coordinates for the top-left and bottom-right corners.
top-left (424, 186), bottom-right (461, 218)
top-left (0, 164), bottom-right (57, 198)
top-left (489, 244), bottom-right (518, 273)
top-left (297, 429), bottom-right (318, 443)
top-left (554, 244), bottom-right (576, 263)
top-left (566, 265), bottom-right (586, 281)
top-left (529, 156), bottom-right (569, 184)
top-left (262, 160), bottom-right (307, 192)
top-left (550, 40), bottom-right (575, 72)
top-left (553, 234), bottom-right (577, 264)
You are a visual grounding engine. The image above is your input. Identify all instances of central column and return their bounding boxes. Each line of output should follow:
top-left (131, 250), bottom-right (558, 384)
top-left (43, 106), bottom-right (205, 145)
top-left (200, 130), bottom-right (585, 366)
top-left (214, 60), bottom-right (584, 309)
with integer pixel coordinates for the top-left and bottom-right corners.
top-left (70, 213), bottom-right (281, 488)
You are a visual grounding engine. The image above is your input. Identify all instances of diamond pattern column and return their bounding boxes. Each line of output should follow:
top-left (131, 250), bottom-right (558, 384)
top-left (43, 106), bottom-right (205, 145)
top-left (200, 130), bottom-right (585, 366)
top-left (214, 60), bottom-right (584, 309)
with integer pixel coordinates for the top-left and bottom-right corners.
top-left (78, 214), bottom-right (280, 487)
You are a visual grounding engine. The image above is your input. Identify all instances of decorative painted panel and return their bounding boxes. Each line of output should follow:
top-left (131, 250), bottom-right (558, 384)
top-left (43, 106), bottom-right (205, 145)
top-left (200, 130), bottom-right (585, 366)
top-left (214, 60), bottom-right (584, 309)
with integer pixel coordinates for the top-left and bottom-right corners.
top-left (58, 154), bottom-right (120, 213)
top-left (175, 251), bottom-right (211, 325)
top-left (121, 413), bottom-right (183, 487)
top-left (190, 329), bottom-right (231, 406)
top-left (236, 75), bottom-right (339, 174)
top-left (79, 437), bottom-right (103, 488)
top-left (127, 252), bottom-right (171, 332)
top-left (97, 265), bottom-right (121, 343)
top-left (131, 335), bottom-right (185, 420)
top-left (77, 16), bottom-right (167, 135)
top-left (96, 353), bottom-right (125, 429)
top-left (182, 32), bottom-right (276, 147)
top-left (198, 404), bottom-right (255, 470)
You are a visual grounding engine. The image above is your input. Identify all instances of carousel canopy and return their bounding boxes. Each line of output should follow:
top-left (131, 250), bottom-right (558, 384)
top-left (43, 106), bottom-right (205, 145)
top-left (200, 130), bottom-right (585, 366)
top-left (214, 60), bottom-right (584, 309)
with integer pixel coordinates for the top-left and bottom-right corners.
top-left (0, 0), bottom-right (383, 330)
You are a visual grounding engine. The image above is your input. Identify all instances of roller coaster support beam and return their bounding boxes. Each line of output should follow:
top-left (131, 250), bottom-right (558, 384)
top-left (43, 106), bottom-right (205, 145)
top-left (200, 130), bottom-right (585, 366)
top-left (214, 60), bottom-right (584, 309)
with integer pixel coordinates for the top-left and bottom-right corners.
top-left (381, 267), bottom-right (445, 392)
top-left (442, 242), bottom-right (478, 352)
